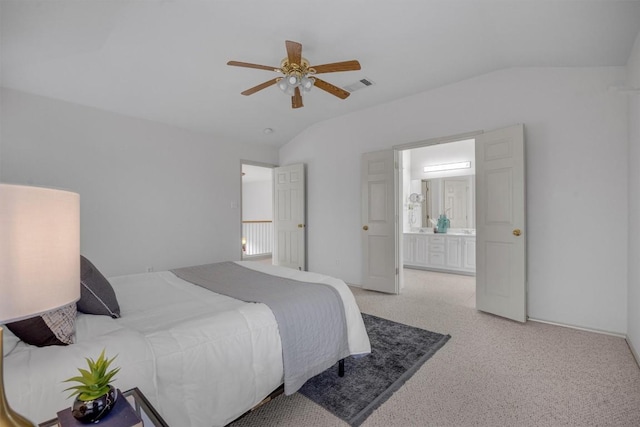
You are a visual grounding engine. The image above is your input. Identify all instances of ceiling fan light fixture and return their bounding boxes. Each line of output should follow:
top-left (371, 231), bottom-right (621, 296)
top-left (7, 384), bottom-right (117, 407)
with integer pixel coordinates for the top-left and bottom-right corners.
top-left (278, 71), bottom-right (310, 95)
top-left (301, 76), bottom-right (315, 91)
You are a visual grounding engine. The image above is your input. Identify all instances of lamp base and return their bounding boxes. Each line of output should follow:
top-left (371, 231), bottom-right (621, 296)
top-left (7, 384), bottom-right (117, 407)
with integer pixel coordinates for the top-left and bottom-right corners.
top-left (0, 409), bottom-right (33, 427)
top-left (0, 328), bottom-right (35, 427)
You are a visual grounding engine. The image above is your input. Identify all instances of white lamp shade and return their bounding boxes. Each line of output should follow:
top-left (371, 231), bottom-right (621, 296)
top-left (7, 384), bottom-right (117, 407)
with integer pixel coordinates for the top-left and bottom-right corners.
top-left (0, 184), bottom-right (80, 323)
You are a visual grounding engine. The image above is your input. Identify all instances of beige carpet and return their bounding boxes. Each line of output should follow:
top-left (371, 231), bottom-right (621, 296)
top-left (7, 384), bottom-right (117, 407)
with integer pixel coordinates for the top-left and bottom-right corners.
top-left (231, 268), bottom-right (640, 427)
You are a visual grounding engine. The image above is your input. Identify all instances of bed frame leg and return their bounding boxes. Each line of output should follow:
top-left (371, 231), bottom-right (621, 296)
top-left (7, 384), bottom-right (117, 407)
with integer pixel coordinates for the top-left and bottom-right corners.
top-left (338, 359), bottom-right (345, 377)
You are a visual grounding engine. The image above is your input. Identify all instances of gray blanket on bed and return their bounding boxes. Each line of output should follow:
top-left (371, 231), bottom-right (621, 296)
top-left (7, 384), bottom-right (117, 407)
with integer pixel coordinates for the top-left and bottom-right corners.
top-left (170, 262), bottom-right (350, 394)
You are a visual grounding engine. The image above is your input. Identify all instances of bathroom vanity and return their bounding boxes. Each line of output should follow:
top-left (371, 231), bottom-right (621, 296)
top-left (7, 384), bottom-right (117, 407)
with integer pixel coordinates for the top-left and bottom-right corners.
top-left (403, 231), bottom-right (476, 275)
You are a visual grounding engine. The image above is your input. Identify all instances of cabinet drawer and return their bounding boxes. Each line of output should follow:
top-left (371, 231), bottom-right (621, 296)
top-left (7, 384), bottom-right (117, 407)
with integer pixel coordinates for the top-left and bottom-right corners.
top-left (430, 244), bottom-right (444, 253)
top-left (429, 252), bottom-right (445, 266)
top-left (429, 236), bottom-right (445, 244)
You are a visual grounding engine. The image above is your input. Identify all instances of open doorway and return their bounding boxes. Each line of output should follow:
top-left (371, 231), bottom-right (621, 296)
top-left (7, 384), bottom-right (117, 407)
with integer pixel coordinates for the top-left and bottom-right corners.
top-left (241, 163), bottom-right (274, 264)
top-left (400, 138), bottom-right (476, 305)
top-left (384, 124), bottom-right (527, 322)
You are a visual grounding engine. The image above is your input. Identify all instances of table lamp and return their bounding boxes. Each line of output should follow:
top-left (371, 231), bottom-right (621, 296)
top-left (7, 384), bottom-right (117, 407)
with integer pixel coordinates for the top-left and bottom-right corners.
top-left (0, 184), bottom-right (80, 427)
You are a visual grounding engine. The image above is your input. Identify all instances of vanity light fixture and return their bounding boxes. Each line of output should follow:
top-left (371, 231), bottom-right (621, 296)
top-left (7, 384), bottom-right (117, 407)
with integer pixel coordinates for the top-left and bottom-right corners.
top-left (423, 161), bottom-right (471, 173)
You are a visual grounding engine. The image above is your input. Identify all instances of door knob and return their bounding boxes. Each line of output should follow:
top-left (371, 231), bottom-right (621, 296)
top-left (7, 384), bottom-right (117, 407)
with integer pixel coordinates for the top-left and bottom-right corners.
top-left (513, 229), bottom-right (522, 236)
top-left (298, 224), bottom-right (305, 228)
top-left (363, 225), bottom-right (369, 231)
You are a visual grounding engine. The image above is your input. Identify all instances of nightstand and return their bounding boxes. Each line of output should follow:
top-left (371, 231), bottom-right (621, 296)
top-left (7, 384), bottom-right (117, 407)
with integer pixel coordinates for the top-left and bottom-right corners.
top-left (39, 388), bottom-right (169, 427)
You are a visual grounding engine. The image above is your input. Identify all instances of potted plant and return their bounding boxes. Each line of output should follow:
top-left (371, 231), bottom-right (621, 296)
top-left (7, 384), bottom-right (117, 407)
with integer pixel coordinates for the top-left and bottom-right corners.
top-left (64, 349), bottom-right (120, 423)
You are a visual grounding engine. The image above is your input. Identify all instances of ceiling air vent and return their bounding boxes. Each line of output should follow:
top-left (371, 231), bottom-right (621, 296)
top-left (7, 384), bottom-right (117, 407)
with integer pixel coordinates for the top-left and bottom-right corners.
top-left (343, 78), bottom-right (375, 93)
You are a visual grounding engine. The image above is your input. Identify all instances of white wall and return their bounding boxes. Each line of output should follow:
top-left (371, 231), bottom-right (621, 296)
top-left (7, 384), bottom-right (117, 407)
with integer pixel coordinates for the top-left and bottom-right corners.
top-left (242, 180), bottom-right (273, 221)
top-left (627, 32), bottom-right (640, 358)
top-left (0, 88), bottom-right (279, 277)
top-left (280, 67), bottom-right (629, 334)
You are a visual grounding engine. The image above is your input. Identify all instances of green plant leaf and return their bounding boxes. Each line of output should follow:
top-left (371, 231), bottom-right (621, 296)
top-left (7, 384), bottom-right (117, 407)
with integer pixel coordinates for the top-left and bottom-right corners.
top-left (62, 349), bottom-right (119, 401)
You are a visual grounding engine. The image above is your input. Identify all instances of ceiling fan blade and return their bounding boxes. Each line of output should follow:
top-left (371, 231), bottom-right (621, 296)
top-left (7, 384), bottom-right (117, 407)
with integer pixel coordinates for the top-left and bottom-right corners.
top-left (285, 40), bottom-right (302, 66)
top-left (227, 61), bottom-right (280, 72)
top-left (310, 60), bottom-right (361, 74)
top-left (292, 87), bottom-right (304, 109)
top-left (313, 78), bottom-right (351, 99)
top-left (241, 78), bottom-right (279, 96)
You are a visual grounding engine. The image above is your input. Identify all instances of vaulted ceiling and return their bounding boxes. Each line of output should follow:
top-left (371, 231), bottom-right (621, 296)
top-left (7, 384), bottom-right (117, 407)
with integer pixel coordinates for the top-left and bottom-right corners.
top-left (2, 1), bottom-right (640, 147)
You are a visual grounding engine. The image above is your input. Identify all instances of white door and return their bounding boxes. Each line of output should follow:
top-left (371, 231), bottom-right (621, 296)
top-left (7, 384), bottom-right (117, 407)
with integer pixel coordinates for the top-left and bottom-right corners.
top-left (273, 164), bottom-right (306, 270)
top-left (443, 178), bottom-right (469, 228)
top-left (361, 150), bottom-right (399, 294)
top-left (475, 124), bottom-right (527, 322)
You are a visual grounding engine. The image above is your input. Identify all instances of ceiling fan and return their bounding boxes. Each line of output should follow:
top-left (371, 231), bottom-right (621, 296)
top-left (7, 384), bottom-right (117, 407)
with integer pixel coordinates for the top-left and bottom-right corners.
top-left (227, 40), bottom-right (361, 109)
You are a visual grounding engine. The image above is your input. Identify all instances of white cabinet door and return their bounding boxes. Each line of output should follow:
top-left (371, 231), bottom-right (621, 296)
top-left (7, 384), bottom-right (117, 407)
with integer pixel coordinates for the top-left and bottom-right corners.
top-left (403, 234), bottom-right (429, 266)
top-left (463, 237), bottom-right (476, 271)
top-left (415, 234), bottom-right (428, 265)
top-left (445, 237), bottom-right (462, 269)
top-left (403, 234), bottom-right (415, 264)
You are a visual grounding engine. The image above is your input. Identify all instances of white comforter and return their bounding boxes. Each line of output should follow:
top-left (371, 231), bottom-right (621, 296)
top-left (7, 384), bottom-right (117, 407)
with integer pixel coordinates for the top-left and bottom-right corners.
top-left (3, 262), bottom-right (370, 426)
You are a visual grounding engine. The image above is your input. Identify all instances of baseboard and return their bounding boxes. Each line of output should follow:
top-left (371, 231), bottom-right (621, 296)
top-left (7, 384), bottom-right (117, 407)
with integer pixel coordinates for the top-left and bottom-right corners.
top-left (403, 265), bottom-right (476, 277)
top-left (528, 317), bottom-right (626, 339)
top-left (626, 335), bottom-right (640, 368)
top-left (242, 253), bottom-right (272, 261)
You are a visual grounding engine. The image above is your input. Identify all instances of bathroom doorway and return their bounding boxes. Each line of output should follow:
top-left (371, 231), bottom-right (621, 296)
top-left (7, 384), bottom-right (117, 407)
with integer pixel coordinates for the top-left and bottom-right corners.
top-left (400, 138), bottom-right (476, 303)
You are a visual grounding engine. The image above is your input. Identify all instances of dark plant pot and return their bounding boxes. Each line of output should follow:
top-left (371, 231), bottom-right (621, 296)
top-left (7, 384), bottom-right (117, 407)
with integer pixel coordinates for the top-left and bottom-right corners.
top-left (71, 385), bottom-right (118, 424)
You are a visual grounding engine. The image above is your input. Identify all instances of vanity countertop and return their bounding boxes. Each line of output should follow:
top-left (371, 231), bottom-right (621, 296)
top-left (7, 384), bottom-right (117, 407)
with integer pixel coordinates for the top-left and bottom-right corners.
top-left (404, 229), bottom-right (476, 236)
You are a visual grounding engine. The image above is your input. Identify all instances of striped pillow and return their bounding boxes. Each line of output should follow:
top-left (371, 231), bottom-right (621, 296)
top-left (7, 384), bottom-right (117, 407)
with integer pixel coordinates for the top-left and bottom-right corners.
top-left (6, 303), bottom-right (76, 347)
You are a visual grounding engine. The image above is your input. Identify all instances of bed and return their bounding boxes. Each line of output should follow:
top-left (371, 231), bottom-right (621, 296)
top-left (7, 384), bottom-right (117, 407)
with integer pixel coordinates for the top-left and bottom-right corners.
top-left (2, 260), bottom-right (371, 426)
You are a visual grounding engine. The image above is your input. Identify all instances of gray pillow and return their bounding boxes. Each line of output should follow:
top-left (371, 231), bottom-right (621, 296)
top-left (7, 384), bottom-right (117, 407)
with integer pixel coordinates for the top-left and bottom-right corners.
top-left (78, 256), bottom-right (121, 318)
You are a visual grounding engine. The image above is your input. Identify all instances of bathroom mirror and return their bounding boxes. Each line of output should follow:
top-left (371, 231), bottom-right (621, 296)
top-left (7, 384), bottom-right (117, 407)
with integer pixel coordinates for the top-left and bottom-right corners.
top-left (421, 175), bottom-right (475, 229)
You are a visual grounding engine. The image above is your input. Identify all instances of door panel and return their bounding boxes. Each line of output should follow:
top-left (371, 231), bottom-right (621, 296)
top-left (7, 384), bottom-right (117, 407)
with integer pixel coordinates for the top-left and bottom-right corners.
top-left (476, 124), bottom-right (526, 322)
top-left (486, 169), bottom-right (513, 223)
top-left (443, 179), bottom-right (469, 228)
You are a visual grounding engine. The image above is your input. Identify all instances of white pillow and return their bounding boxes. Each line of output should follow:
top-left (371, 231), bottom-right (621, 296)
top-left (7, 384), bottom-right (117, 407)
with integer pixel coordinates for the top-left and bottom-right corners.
top-left (1, 325), bottom-right (21, 356)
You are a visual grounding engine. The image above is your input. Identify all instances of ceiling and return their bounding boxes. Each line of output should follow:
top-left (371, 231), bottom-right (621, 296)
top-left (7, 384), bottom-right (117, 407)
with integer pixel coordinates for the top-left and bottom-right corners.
top-left (2, 1), bottom-right (640, 148)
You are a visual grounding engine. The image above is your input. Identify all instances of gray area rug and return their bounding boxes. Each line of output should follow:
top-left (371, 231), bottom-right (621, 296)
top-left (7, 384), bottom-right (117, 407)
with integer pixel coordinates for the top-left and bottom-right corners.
top-left (299, 313), bottom-right (451, 426)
